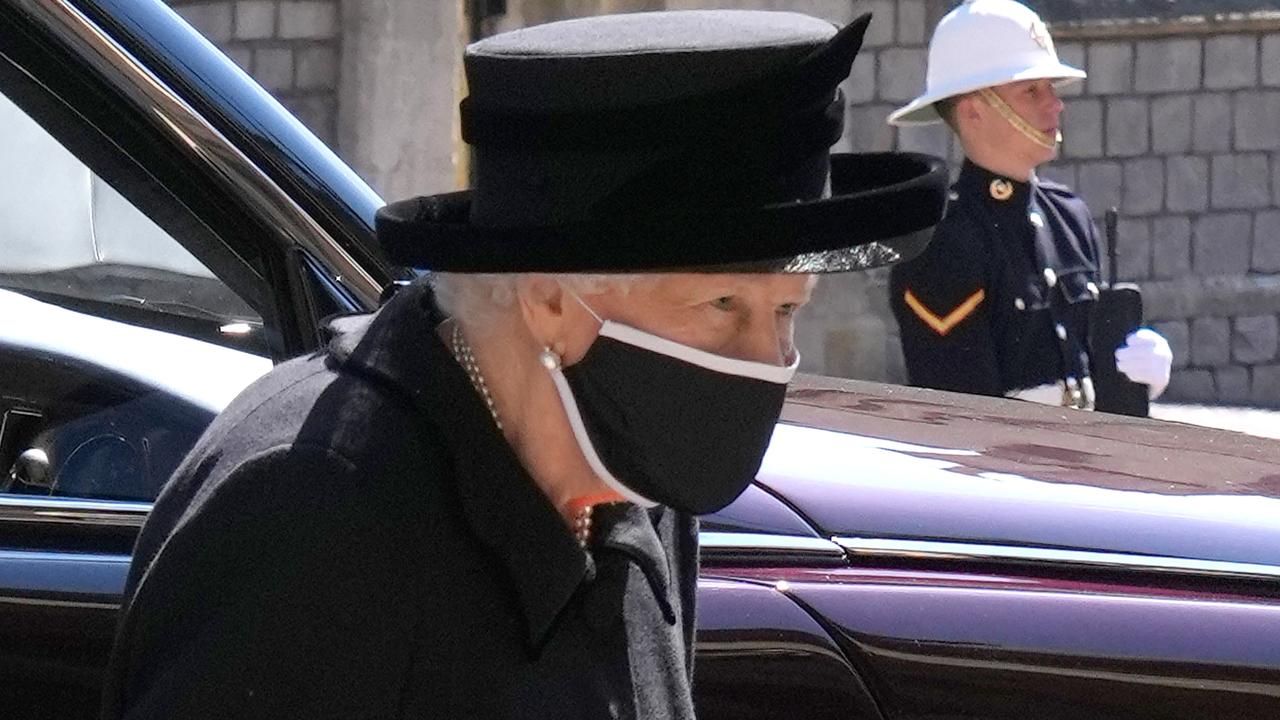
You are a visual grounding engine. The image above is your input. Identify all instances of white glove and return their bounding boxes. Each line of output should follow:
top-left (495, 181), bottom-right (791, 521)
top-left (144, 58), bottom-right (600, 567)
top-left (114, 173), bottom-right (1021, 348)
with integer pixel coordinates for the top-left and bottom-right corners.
top-left (1114, 328), bottom-right (1173, 400)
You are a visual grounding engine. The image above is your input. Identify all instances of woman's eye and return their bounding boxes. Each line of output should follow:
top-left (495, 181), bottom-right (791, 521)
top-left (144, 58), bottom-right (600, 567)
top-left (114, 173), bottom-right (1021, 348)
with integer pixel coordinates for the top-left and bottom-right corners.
top-left (710, 296), bottom-right (735, 311)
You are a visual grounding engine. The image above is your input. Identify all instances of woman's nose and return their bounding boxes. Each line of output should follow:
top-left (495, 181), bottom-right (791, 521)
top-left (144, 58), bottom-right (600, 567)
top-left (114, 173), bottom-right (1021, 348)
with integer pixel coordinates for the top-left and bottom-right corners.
top-left (729, 316), bottom-right (792, 366)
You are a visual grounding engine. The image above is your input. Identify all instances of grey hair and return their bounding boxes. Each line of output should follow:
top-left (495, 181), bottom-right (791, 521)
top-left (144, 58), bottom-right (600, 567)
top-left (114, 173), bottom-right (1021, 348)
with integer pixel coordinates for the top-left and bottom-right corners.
top-left (429, 272), bottom-right (643, 330)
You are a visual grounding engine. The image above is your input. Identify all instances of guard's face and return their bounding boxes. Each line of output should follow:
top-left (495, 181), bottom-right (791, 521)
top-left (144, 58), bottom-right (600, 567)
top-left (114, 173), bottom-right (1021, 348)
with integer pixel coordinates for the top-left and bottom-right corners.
top-left (561, 274), bottom-right (817, 366)
top-left (987, 78), bottom-right (1065, 163)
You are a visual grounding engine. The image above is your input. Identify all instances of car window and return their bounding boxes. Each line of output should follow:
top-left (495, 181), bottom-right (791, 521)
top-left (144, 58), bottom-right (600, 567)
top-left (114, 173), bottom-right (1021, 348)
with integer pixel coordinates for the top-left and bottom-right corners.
top-left (0, 90), bottom-right (272, 503)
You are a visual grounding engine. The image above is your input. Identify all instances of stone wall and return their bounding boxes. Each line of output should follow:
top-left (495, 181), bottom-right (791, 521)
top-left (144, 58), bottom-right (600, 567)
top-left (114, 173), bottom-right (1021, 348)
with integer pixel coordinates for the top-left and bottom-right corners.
top-left (1037, 18), bottom-right (1280, 407)
top-left (169, 1), bottom-right (341, 145)
top-left (170, 0), bottom-right (1280, 407)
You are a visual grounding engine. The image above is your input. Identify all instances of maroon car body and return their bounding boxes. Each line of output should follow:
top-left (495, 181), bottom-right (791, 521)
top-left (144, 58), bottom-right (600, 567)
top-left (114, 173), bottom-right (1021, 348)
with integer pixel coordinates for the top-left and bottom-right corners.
top-left (697, 377), bottom-right (1280, 719)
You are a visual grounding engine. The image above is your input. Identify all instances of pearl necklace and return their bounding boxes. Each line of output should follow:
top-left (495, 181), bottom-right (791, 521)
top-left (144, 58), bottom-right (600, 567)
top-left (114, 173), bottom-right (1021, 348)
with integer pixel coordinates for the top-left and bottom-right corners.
top-left (448, 321), bottom-right (608, 549)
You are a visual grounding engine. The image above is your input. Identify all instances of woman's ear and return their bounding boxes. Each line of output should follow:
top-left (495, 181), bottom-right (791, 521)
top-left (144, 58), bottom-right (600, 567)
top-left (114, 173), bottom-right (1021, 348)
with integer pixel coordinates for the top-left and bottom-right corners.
top-left (515, 275), bottom-right (567, 352)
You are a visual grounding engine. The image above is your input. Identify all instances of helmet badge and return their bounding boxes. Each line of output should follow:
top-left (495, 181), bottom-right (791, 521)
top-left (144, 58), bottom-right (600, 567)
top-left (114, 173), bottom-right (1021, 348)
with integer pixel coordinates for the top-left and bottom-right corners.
top-left (1030, 20), bottom-right (1053, 53)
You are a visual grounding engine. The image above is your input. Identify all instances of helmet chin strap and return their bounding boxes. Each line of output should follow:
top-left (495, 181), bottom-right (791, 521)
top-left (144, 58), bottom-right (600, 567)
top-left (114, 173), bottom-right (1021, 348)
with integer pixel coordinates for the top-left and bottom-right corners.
top-left (977, 87), bottom-right (1062, 150)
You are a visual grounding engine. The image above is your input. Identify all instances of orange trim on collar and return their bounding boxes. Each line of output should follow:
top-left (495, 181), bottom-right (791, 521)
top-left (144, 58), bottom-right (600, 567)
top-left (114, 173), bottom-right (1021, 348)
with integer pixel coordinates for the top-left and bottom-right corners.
top-left (904, 288), bottom-right (986, 336)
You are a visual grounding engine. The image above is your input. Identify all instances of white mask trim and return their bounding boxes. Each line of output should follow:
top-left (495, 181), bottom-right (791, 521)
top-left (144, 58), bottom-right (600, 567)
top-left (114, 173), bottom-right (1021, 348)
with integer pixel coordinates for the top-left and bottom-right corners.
top-left (599, 321), bottom-right (799, 384)
top-left (548, 367), bottom-right (659, 508)
top-left (567, 287), bottom-right (800, 384)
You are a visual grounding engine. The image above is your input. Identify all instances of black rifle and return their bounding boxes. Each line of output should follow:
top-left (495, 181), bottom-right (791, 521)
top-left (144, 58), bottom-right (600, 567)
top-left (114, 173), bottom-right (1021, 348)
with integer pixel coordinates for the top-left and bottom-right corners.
top-left (1089, 207), bottom-right (1150, 416)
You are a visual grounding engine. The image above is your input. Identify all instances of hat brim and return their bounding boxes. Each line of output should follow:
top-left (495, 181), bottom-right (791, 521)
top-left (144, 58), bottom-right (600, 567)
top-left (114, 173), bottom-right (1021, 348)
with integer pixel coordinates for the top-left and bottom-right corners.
top-left (376, 152), bottom-right (948, 274)
top-left (887, 62), bottom-right (1086, 126)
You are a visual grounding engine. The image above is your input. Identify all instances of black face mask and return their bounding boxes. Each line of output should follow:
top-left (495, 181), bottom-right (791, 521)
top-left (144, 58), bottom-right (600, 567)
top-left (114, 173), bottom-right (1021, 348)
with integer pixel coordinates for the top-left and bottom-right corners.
top-left (547, 317), bottom-right (798, 515)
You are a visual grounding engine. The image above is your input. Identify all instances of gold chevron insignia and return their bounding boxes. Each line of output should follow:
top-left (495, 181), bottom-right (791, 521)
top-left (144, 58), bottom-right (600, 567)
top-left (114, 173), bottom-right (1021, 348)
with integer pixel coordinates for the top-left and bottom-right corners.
top-left (904, 288), bottom-right (986, 336)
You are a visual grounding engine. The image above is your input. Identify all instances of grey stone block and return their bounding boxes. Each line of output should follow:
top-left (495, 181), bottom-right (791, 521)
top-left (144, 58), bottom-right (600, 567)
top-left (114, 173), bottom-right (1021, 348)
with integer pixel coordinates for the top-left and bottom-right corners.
top-left (1077, 161), bottom-right (1122, 218)
top-left (1105, 98), bottom-right (1149, 157)
top-left (1204, 36), bottom-right (1258, 90)
top-left (234, 1), bottom-right (274, 41)
top-left (896, 123), bottom-right (950, 157)
top-left (1152, 319), bottom-right (1189, 370)
top-left (825, 318), bottom-right (889, 380)
top-left (851, 0), bottom-right (895, 48)
top-left (898, 0), bottom-right (926, 45)
top-left (1193, 94), bottom-right (1231, 153)
top-left (1234, 92), bottom-right (1280, 151)
top-left (1233, 314), bottom-right (1279, 363)
top-left (1215, 366), bottom-right (1251, 403)
top-left (877, 47), bottom-right (927, 103)
top-left (1122, 158), bottom-right (1163, 215)
top-left (1264, 35), bottom-right (1280, 86)
top-left (1114, 217), bottom-right (1152, 281)
top-left (1193, 213), bottom-right (1254, 277)
top-left (253, 47), bottom-right (293, 91)
top-left (1056, 43), bottom-right (1086, 97)
top-left (1274, 154), bottom-right (1280, 207)
top-left (1088, 42), bottom-right (1132, 95)
top-left (295, 44), bottom-right (338, 90)
top-left (282, 94), bottom-right (336, 145)
top-left (1151, 95), bottom-right (1192, 155)
top-left (175, 2), bottom-right (234, 43)
top-left (279, 0), bottom-right (335, 40)
top-left (1151, 215), bottom-right (1192, 279)
top-left (1253, 363), bottom-right (1280, 407)
top-left (844, 104), bottom-right (895, 153)
top-left (1062, 98), bottom-right (1103, 159)
top-left (1165, 368), bottom-right (1216, 402)
top-left (1166, 155), bottom-right (1209, 212)
top-left (1211, 154), bottom-right (1271, 210)
top-left (223, 44), bottom-right (252, 71)
top-left (1135, 38), bottom-right (1201, 93)
top-left (1038, 163), bottom-right (1076, 188)
top-left (843, 49), bottom-right (877, 104)
top-left (1254, 210), bottom-right (1280, 272)
top-left (1191, 316), bottom-right (1231, 367)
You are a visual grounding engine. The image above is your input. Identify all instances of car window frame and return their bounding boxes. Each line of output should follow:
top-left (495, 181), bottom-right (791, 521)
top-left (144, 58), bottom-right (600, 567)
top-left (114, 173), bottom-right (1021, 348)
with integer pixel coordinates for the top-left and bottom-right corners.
top-left (0, 0), bottom-right (377, 516)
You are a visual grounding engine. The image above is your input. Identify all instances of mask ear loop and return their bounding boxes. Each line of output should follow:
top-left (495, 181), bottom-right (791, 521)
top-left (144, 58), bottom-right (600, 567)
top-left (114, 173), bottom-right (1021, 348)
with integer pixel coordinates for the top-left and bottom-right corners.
top-left (563, 286), bottom-right (605, 324)
top-left (977, 87), bottom-right (1061, 150)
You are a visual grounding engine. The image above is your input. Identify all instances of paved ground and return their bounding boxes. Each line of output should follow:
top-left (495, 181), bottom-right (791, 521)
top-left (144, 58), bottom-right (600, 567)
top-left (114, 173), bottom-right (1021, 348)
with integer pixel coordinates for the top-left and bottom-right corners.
top-left (1150, 403), bottom-right (1280, 440)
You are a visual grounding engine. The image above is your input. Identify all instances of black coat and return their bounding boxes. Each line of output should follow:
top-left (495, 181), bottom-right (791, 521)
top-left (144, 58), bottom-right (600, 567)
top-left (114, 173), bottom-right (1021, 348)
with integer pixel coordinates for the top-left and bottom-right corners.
top-left (890, 160), bottom-right (1102, 396)
top-left (101, 280), bottom-right (700, 720)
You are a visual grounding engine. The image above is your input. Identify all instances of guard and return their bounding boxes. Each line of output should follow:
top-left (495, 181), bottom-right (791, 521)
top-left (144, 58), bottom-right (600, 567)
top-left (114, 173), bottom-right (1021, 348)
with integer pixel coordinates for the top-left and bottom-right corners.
top-left (885, 0), bottom-right (1172, 410)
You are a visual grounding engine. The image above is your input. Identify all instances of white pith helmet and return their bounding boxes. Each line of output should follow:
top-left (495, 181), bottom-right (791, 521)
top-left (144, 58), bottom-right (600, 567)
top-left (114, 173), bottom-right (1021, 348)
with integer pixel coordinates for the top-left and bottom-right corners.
top-left (887, 0), bottom-right (1086, 126)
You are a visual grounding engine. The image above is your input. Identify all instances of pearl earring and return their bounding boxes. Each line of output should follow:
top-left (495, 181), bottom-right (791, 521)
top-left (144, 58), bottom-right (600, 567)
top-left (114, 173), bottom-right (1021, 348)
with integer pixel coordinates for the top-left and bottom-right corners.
top-left (539, 347), bottom-right (562, 371)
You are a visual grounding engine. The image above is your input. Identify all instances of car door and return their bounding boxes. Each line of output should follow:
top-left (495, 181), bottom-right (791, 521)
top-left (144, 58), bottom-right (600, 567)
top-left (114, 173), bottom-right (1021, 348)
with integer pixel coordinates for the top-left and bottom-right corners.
top-left (0, 0), bottom-right (383, 713)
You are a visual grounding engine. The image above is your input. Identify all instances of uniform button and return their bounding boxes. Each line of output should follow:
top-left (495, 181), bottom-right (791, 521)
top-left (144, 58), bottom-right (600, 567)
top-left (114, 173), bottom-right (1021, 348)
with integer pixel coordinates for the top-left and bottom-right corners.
top-left (1029, 212), bottom-right (1044, 228)
top-left (948, 190), bottom-right (960, 201)
top-left (1014, 298), bottom-right (1026, 311)
top-left (1086, 281), bottom-right (1100, 299)
top-left (1055, 323), bottom-right (1068, 341)
top-left (1043, 268), bottom-right (1057, 288)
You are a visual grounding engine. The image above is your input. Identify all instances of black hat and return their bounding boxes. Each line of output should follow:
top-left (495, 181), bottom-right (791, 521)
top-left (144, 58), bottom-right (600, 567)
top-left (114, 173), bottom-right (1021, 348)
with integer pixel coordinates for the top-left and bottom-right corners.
top-left (376, 10), bottom-right (949, 273)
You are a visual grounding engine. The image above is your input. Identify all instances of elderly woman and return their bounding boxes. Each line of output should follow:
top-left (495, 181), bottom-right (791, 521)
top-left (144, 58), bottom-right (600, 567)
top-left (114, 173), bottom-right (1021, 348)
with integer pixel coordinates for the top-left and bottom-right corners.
top-left (103, 9), bottom-right (945, 720)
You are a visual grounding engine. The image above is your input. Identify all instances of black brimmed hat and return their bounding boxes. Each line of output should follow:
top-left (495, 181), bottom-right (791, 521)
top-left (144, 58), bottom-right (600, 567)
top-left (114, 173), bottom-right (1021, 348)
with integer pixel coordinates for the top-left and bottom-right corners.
top-left (376, 10), bottom-right (949, 273)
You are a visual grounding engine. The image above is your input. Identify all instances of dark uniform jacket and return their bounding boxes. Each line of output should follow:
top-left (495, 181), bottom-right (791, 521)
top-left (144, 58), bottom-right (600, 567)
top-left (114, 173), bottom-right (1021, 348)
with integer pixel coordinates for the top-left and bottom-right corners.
top-left (890, 160), bottom-right (1102, 397)
top-left (101, 280), bottom-right (699, 720)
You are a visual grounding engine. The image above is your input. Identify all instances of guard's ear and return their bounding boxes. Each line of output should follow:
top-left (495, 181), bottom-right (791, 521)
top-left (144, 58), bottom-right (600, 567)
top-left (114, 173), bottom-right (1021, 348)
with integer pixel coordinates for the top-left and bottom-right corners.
top-left (955, 93), bottom-right (983, 123)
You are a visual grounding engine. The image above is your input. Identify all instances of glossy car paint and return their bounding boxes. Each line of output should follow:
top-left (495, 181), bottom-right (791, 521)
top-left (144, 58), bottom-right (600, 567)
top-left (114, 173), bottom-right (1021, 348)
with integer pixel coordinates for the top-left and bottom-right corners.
top-left (711, 566), bottom-right (1280, 719)
top-left (767, 376), bottom-right (1280, 566)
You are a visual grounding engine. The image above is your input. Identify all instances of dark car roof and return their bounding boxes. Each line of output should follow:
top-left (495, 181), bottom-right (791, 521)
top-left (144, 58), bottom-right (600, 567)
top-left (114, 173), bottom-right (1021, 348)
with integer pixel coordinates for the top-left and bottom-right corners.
top-left (751, 374), bottom-right (1280, 570)
top-left (74, 0), bottom-right (396, 282)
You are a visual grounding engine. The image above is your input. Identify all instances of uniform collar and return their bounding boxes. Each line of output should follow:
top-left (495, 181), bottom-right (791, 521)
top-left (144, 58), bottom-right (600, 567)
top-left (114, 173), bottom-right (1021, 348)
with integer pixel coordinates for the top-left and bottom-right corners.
top-left (325, 279), bottom-right (590, 653)
top-left (957, 159), bottom-right (1033, 209)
